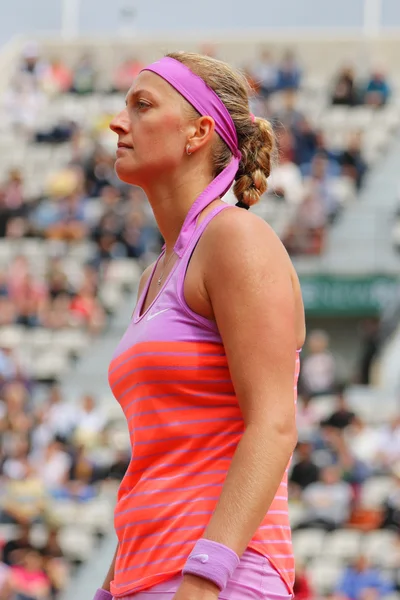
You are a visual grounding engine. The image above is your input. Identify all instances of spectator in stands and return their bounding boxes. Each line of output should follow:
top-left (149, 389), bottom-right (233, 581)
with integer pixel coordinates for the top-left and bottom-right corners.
top-left (252, 49), bottom-right (278, 98)
top-left (303, 153), bottom-right (341, 223)
top-left (339, 133), bottom-right (368, 190)
top-left (346, 416), bottom-right (383, 471)
top-left (45, 259), bottom-right (73, 300)
top-left (9, 548), bottom-right (51, 600)
top-left (358, 319), bottom-right (380, 386)
top-left (19, 43), bottom-right (47, 86)
top-left (381, 465), bottom-right (400, 531)
top-left (293, 117), bottom-right (318, 168)
top-left (32, 439), bottom-right (72, 496)
top-left (293, 563), bottom-right (313, 600)
top-left (39, 527), bottom-right (69, 600)
top-left (276, 49), bottom-right (301, 91)
top-left (2, 524), bottom-right (33, 567)
top-left (112, 57), bottom-right (144, 93)
top-left (364, 70), bottom-right (391, 107)
top-left (284, 190), bottom-right (328, 255)
top-left (296, 394), bottom-right (321, 438)
top-left (267, 129), bottom-right (304, 206)
top-left (331, 66), bottom-right (358, 106)
top-left (71, 54), bottom-right (97, 95)
top-left (321, 385), bottom-right (356, 431)
top-left (289, 440), bottom-right (320, 498)
top-left (301, 330), bottom-right (337, 397)
top-left (296, 465), bottom-right (353, 531)
top-left (274, 91), bottom-right (304, 131)
top-left (374, 416), bottom-right (400, 472)
top-left (70, 280), bottom-right (106, 334)
top-left (45, 192), bottom-right (88, 242)
top-left (73, 394), bottom-right (106, 449)
top-left (3, 75), bottom-right (45, 135)
top-left (65, 445), bottom-right (96, 503)
top-left (1, 461), bottom-right (47, 525)
top-left (0, 558), bottom-right (10, 600)
top-left (334, 555), bottom-right (394, 600)
top-left (42, 58), bottom-right (73, 95)
top-left (120, 211), bottom-right (147, 259)
top-left (0, 345), bottom-right (19, 384)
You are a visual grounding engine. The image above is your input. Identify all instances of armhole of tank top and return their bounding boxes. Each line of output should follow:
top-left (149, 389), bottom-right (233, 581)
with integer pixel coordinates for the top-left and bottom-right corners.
top-left (176, 204), bottom-right (233, 333)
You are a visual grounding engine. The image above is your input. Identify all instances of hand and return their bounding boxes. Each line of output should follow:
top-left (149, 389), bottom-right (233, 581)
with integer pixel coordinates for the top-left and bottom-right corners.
top-left (172, 574), bottom-right (220, 600)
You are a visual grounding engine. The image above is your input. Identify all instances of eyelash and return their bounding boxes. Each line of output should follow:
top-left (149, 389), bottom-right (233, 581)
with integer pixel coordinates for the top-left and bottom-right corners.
top-left (136, 100), bottom-right (150, 110)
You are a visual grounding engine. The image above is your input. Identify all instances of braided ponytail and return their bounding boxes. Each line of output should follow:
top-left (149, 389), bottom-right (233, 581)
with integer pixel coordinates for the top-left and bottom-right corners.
top-left (233, 117), bottom-right (276, 209)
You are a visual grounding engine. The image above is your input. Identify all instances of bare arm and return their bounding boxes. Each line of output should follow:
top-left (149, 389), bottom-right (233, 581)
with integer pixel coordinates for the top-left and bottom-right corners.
top-left (101, 545), bottom-right (118, 591)
top-left (176, 211), bottom-right (301, 599)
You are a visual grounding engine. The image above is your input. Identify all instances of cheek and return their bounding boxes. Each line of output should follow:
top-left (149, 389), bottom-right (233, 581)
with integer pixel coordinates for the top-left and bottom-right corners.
top-left (145, 114), bottom-right (184, 160)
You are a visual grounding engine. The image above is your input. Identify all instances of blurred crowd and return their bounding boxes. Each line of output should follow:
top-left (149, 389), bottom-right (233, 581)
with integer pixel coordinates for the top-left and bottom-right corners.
top-left (290, 329), bottom-right (400, 599)
top-left (3, 43), bottom-right (394, 259)
top-left (0, 380), bottom-right (130, 600)
top-left (244, 49), bottom-right (390, 256)
top-left (0, 41), bottom-right (398, 600)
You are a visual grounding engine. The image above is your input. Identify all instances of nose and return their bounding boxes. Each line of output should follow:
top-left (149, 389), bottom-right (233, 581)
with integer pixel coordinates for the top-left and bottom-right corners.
top-left (110, 108), bottom-right (130, 135)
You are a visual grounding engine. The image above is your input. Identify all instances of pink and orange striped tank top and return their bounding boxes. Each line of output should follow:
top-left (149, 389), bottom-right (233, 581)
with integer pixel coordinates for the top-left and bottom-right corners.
top-left (108, 197), bottom-right (300, 598)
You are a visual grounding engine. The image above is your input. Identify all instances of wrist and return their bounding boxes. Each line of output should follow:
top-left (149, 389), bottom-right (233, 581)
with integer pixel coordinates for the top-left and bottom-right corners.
top-left (94, 588), bottom-right (113, 600)
top-left (182, 538), bottom-right (240, 592)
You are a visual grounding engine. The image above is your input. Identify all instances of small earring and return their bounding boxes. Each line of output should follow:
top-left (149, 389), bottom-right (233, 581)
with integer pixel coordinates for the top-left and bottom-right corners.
top-left (186, 144), bottom-right (192, 156)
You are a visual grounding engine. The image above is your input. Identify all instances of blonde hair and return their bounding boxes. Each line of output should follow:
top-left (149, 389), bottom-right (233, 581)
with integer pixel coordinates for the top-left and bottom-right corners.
top-left (167, 52), bottom-right (276, 208)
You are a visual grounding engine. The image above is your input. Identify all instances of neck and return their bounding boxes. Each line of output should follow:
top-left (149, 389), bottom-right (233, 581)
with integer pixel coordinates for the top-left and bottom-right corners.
top-left (142, 163), bottom-right (214, 254)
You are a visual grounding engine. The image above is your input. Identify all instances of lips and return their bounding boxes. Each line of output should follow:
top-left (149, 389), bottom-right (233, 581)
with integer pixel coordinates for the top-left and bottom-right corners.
top-left (117, 142), bottom-right (133, 149)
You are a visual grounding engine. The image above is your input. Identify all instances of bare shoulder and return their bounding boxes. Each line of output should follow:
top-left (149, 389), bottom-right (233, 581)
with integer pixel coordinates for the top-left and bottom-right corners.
top-left (199, 206), bottom-right (306, 347)
top-left (201, 206), bottom-right (292, 273)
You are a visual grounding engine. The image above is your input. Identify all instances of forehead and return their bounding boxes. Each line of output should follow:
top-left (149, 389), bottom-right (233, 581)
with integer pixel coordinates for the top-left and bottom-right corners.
top-left (127, 70), bottom-right (183, 103)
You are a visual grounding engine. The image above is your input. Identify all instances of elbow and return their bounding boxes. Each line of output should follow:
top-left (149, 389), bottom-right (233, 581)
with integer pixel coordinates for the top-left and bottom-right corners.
top-left (249, 415), bottom-right (298, 455)
top-left (278, 421), bottom-right (298, 456)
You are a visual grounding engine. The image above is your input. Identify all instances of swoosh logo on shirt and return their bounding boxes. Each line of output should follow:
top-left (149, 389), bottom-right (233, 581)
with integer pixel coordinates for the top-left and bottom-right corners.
top-left (147, 308), bottom-right (170, 321)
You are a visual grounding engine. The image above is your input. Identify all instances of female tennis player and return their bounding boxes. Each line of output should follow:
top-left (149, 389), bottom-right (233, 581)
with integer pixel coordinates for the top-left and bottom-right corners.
top-left (95, 52), bottom-right (305, 600)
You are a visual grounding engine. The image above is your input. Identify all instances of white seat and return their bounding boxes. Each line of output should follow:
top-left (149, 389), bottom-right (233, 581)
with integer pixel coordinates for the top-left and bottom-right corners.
top-left (106, 259), bottom-right (142, 289)
top-left (360, 477), bottom-right (394, 509)
top-left (308, 558), bottom-right (343, 595)
top-left (292, 529), bottom-right (326, 562)
top-left (99, 284), bottom-right (123, 313)
top-left (76, 498), bottom-right (114, 535)
top-left (288, 502), bottom-right (306, 528)
top-left (309, 395), bottom-right (338, 422)
top-left (323, 529), bottom-right (362, 562)
top-left (29, 524), bottom-right (49, 547)
top-left (25, 328), bottom-right (54, 351)
top-left (52, 329), bottom-right (90, 355)
top-left (48, 500), bottom-right (81, 526)
top-left (363, 530), bottom-right (398, 566)
top-left (0, 325), bottom-right (25, 349)
top-left (59, 526), bottom-right (94, 562)
top-left (31, 350), bottom-right (69, 380)
top-left (0, 524), bottom-right (19, 541)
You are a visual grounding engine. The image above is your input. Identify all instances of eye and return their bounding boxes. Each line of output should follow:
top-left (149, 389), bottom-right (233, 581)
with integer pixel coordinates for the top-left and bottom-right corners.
top-left (136, 100), bottom-right (151, 110)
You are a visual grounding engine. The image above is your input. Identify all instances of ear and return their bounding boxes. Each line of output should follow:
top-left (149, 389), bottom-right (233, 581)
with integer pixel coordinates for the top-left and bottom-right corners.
top-left (186, 116), bottom-right (215, 154)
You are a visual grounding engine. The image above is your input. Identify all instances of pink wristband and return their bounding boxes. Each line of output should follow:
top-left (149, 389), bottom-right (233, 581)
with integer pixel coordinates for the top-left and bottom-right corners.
top-left (182, 539), bottom-right (240, 591)
top-left (94, 589), bottom-right (113, 600)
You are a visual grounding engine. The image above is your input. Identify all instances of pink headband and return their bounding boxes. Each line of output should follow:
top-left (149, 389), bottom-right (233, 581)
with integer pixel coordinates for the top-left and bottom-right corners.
top-left (142, 56), bottom-right (241, 200)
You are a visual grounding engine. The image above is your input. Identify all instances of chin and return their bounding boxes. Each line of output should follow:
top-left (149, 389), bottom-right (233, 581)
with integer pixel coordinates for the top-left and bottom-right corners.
top-left (114, 160), bottom-right (142, 186)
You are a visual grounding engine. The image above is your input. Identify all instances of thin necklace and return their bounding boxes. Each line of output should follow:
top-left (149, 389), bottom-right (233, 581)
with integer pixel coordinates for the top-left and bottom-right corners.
top-left (157, 251), bottom-right (175, 286)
